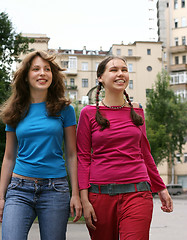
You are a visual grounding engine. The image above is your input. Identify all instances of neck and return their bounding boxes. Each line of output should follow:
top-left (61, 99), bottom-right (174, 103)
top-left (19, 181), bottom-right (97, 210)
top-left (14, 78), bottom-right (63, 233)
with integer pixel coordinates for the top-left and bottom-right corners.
top-left (30, 92), bottom-right (47, 104)
top-left (104, 93), bottom-right (125, 106)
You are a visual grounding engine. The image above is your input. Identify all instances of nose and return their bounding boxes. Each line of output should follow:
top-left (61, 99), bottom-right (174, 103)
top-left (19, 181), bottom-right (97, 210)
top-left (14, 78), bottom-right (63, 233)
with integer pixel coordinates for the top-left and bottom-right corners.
top-left (117, 70), bottom-right (123, 76)
top-left (40, 68), bottom-right (45, 75)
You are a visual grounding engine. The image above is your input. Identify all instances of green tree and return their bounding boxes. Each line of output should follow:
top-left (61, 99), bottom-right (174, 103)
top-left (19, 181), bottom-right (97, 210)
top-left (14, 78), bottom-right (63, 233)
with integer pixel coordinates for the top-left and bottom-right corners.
top-left (0, 11), bottom-right (34, 165)
top-left (145, 70), bottom-right (187, 166)
top-left (0, 11), bottom-right (34, 104)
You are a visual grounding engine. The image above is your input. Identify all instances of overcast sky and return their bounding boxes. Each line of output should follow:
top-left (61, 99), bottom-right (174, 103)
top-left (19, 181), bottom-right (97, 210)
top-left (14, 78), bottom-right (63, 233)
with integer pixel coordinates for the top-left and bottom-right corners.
top-left (1, 0), bottom-right (157, 51)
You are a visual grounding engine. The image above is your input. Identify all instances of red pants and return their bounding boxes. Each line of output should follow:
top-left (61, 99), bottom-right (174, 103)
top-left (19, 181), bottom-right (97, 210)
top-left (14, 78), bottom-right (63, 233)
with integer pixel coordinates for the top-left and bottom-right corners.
top-left (88, 191), bottom-right (153, 240)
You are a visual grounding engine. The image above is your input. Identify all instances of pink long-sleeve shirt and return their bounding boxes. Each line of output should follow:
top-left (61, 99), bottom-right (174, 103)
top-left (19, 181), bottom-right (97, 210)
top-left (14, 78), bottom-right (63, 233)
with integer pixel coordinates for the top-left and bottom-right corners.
top-left (77, 105), bottom-right (166, 193)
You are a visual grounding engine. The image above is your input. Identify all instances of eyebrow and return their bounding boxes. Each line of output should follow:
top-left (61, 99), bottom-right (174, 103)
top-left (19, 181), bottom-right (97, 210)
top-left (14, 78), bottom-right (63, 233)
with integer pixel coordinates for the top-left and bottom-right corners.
top-left (32, 64), bottom-right (50, 67)
top-left (109, 66), bottom-right (128, 69)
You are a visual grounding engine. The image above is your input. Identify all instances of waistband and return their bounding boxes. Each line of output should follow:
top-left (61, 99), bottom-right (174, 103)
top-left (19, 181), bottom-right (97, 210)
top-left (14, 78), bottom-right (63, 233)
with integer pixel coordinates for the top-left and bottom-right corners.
top-left (11, 176), bottom-right (67, 185)
top-left (89, 182), bottom-right (151, 196)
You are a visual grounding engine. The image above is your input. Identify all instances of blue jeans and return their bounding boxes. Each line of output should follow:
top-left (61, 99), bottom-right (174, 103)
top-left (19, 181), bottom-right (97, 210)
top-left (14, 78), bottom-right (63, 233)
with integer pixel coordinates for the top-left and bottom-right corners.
top-left (2, 177), bottom-right (70, 240)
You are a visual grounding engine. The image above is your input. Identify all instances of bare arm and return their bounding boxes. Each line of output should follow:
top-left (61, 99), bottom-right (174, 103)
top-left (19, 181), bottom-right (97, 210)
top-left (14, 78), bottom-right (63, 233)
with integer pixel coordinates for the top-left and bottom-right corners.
top-left (80, 189), bottom-right (97, 230)
top-left (0, 131), bottom-right (17, 222)
top-left (64, 125), bottom-right (82, 222)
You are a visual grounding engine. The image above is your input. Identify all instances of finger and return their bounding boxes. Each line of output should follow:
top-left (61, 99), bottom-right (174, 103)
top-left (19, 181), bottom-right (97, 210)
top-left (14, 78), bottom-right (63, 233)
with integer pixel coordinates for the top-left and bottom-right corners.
top-left (91, 210), bottom-right (97, 222)
top-left (73, 208), bottom-right (82, 222)
top-left (70, 205), bottom-right (74, 218)
top-left (86, 220), bottom-right (96, 230)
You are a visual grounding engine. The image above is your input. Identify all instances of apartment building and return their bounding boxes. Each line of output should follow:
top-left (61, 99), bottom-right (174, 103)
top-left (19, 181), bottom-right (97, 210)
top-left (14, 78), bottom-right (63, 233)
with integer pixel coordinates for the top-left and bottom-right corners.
top-left (110, 41), bottom-right (163, 108)
top-left (157, 0), bottom-right (187, 188)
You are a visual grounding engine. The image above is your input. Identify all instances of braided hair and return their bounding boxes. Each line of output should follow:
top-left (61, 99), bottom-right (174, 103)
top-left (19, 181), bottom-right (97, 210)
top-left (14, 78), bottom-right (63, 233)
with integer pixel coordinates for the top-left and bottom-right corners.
top-left (95, 56), bottom-right (144, 131)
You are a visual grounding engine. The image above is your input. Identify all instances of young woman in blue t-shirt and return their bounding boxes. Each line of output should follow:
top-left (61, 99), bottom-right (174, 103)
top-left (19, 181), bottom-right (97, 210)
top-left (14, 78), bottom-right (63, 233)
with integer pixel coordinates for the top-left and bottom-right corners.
top-left (0, 51), bottom-right (82, 240)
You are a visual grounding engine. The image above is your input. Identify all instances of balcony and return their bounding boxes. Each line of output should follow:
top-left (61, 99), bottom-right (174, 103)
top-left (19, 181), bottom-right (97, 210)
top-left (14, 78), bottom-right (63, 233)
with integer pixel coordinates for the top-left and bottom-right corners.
top-left (170, 45), bottom-right (187, 53)
top-left (65, 85), bottom-right (77, 90)
top-left (64, 68), bottom-right (77, 76)
top-left (170, 64), bottom-right (187, 72)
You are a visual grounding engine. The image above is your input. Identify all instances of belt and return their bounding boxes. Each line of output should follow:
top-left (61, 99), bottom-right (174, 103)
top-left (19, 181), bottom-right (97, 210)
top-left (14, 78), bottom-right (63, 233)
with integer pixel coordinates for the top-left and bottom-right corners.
top-left (89, 182), bottom-right (151, 196)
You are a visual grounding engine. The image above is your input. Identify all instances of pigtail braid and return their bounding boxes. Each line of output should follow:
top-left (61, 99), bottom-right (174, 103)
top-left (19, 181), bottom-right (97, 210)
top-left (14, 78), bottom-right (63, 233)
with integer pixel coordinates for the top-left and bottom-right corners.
top-left (95, 82), bottom-right (110, 131)
top-left (124, 90), bottom-right (144, 126)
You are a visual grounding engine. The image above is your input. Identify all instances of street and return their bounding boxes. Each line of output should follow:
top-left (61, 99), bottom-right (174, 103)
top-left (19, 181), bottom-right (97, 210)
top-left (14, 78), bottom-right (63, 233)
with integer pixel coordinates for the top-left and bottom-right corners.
top-left (0, 195), bottom-right (186, 240)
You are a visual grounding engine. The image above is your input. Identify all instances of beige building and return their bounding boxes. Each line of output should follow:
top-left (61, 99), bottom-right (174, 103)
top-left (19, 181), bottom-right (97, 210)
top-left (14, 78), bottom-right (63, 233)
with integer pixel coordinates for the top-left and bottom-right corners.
top-left (157, 0), bottom-right (187, 189)
top-left (110, 41), bottom-right (163, 108)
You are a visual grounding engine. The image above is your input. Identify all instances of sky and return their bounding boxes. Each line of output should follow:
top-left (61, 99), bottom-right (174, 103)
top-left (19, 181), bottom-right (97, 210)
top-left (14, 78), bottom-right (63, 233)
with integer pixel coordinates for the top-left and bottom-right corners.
top-left (1, 0), bottom-right (157, 51)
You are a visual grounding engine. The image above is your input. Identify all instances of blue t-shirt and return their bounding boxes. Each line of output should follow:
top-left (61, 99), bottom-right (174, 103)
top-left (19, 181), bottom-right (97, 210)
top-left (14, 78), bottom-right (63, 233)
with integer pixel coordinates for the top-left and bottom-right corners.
top-left (6, 102), bottom-right (76, 178)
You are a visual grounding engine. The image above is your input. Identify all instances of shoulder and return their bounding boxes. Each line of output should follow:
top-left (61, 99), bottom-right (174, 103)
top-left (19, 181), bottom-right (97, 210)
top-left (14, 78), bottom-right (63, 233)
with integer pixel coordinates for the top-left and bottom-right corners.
top-left (80, 105), bottom-right (96, 118)
top-left (132, 102), bottom-right (143, 109)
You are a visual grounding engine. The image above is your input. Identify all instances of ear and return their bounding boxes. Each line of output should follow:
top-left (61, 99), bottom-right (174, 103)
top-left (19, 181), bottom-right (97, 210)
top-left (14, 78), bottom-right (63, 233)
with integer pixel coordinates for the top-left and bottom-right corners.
top-left (98, 77), bottom-right (102, 83)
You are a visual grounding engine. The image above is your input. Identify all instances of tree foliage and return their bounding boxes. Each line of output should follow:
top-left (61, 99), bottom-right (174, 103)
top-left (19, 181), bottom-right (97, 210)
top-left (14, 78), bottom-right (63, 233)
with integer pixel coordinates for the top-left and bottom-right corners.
top-left (0, 11), bottom-right (34, 104)
top-left (0, 12), bottom-right (34, 165)
top-left (145, 70), bottom-right (187, 165)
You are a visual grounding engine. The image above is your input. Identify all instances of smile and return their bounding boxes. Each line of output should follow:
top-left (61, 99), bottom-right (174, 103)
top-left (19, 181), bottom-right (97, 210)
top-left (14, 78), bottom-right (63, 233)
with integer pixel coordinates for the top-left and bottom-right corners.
top-left (114, 80), bottom-right (125, 83)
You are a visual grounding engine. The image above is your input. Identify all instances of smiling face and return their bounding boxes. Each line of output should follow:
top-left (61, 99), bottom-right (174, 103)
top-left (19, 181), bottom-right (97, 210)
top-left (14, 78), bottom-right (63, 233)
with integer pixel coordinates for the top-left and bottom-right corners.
top-left (27, 56), bottom-right (53, 96)
top-left (98, 58), bottom-right (129, 93)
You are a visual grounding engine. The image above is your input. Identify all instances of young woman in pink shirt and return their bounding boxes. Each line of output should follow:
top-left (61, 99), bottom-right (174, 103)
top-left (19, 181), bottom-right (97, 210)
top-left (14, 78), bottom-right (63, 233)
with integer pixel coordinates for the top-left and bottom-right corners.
top-left (77, 56), bottom-right (173, 240)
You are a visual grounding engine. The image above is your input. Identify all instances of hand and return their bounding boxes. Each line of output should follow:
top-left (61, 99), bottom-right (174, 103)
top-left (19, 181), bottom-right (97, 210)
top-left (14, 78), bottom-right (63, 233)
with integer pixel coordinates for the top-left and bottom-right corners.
top-left (0, 199), bottom-right (5, 223)
top-left (70, 195), bottom-right (82, 222)
top-left (82, 200), bottom-right (97, 230)
top-left (158, 188), bottom-right (173, 213)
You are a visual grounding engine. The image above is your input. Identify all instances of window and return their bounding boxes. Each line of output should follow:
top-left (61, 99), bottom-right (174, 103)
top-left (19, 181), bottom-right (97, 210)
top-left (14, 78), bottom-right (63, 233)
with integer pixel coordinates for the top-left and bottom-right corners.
top-left (116, 49), bottom-right (121, 56)
top-left (147, 49), bottom-right (151, 55)
top-left (128, 49), bottom-right (133, 56)
top-left (95, 79), bottom-right (98, 85)
top-left (175, 56), bottom-right (179, 64)
top-left (82, 78), bottom-right (88, 88)
top-left (82, 62), bottom-right (88, 71)
top-left (176, 154), bottom-right (181, 162)
top-left (182, 17), bottom-right (186, 27)
top-left (181, 0), bottom-right (185, 7)
top-left (175, 37), bottom-right (179, 46)
top-left (182, 55), bottom-right (186, 64)
top-left (147, 66), bottom-right (152, 71)
top-left (61, 61), bottom-right (68, 68)
top-left (129, 97), bottom-right (133, 102)
top-left (129, 80), bottom-right (133, 89)
top-left (96, 62), bottom-right (99, 71)
top-left (174, 0), bottom-right (178, 8)
top-left (146, 89), bottom-right (152, 97)
top-left (70, 78), bottom-right (74, 86)
top-left (182, 36), bottom-right (186, 45)
top-left (64, 80), bottom-right (67, 86)
top-left (174, 19), bottom-right (178, 28)
top-left (184, 153), bottom-right (187, 163)
top-left (128, 63), bottom-right (133, 72)
top-left (69, 57), bottom-right (77, 69)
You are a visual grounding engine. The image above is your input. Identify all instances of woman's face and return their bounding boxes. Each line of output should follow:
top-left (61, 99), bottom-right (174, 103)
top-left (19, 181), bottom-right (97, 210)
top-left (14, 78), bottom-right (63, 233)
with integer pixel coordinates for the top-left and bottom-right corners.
top-left (98, 58), bottom-right (129, 93)
top-left (27, 56), bottom-right (53, 95)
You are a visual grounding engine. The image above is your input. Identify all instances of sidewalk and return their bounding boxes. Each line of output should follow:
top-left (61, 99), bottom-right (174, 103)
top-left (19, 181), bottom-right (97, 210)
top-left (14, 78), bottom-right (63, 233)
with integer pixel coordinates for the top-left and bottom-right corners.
top-left (1, 196), bottom-right (187, 240)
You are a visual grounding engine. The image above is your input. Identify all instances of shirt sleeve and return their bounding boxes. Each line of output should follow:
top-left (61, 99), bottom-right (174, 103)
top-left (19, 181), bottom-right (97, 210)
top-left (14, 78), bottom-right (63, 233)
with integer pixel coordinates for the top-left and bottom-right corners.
top-left (139, 109), bottom-right (166, 193)
top-left (5, 124), bottom-right (16, 132)
top-left (77, 107), bottom-right (92, 190)
top-left (62, 105), bottom-right (76, 128)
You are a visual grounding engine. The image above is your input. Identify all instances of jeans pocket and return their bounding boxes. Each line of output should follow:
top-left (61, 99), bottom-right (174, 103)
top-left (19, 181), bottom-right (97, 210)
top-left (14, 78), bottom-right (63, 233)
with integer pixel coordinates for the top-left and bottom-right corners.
top-left (7, 182), bottom-right (20, 191)
top-left (52, 180), bottom-right (69, 193)
top-left (88, 192), bottom-right (99, 205)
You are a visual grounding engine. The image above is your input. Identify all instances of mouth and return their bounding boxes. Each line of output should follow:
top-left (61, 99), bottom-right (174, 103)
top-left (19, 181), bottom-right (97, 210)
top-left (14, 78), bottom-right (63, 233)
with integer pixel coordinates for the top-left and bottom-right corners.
top-left (37, 79), bottom-right (48, 84)
top-left (114, 79), bottom-right (125, 83)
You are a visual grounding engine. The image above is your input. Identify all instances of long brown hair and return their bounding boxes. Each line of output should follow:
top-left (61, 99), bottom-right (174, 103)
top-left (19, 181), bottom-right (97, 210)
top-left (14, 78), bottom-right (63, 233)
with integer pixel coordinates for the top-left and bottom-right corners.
top-left (95, 56), bottom-right (144, 131)
top-left (0, 50), bottom-right (70, 127)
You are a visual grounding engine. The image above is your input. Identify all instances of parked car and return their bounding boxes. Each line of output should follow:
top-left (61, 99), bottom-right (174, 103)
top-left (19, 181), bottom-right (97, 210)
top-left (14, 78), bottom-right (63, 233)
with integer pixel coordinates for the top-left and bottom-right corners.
top-left (166, 184), bottom-right (183, 195)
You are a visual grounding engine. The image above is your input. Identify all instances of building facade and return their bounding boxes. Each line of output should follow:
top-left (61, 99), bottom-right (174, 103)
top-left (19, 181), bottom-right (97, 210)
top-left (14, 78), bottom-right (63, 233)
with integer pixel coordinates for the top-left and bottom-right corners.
top-left (157, 0), bottom-right (187, 189)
